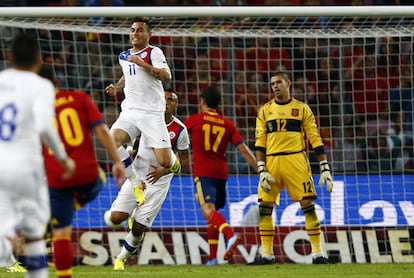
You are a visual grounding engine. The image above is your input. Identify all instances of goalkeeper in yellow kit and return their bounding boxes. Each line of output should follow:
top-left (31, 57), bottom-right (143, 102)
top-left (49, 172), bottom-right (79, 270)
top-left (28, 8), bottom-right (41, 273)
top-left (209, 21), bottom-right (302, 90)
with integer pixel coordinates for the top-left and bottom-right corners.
top-left (249, 71), bottom-right (333, 265)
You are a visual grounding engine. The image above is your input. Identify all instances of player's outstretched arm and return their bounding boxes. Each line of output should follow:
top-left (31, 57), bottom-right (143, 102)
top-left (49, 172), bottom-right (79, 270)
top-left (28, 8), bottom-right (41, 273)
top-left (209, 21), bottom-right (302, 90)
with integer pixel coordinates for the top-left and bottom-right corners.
top-left (237, 143), bottom-right (258, 173)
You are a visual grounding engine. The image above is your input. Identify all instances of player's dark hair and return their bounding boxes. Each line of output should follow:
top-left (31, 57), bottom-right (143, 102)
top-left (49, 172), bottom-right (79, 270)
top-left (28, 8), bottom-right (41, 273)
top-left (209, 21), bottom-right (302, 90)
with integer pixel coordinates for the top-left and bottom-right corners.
top-left (272, 71), bottom-right (290, 81)
top-left (165, 87), bottom-right (178, 98)
top-left (201, 86), bottom-right (221, 109)
top-left (131, 16), bottom-right (152, 31)
top-left (10, 33), bottom-right (40, 67)
top-left (38, 63), bottom-right (56, 84)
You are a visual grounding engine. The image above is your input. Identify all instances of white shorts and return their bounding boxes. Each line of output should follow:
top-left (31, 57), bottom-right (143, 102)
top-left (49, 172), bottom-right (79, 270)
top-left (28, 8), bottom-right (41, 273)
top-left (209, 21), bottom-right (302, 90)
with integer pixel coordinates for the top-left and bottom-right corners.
top-left (110, 176), bottom-right (172, 227)
top-left (110, 109), bottom-right (171, 149)
top-left (0, 166), bottom-right (50, 240)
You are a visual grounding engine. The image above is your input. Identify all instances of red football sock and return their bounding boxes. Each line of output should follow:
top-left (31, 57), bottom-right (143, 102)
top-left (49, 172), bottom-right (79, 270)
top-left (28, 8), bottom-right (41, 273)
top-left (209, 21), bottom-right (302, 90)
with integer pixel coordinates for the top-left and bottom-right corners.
top-left (53, 236), bottom-right (73, 278)
top-left (209, 210), bottom-right (233, 240)
top-left (207, 223), bottom-right (219, 260)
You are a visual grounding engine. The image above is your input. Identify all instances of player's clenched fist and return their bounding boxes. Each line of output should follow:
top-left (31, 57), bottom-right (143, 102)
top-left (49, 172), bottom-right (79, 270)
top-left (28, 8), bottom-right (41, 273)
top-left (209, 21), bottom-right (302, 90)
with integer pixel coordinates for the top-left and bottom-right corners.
top-left (105, 83), bottom-right (116, 96)
top-left (257, 161), bottom-right (275, 192)
top-left (105, 76), bottom-right (125, 97)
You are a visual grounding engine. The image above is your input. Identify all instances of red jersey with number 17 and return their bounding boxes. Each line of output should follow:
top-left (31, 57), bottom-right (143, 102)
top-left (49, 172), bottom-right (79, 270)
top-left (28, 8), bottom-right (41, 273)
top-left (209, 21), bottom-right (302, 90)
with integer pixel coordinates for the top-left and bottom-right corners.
top-left (184, 111), bottom-right (244, 179)
top-left (43, 90), bottom-right (105, 188)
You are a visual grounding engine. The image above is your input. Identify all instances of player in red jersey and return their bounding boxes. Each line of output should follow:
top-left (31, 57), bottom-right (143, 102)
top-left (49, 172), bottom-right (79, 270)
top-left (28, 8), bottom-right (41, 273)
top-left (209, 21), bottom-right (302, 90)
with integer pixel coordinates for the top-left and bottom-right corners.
top-left (40, 65), bottom-right (126, 278)
top-left (184, 86), bottom-right (257, 265)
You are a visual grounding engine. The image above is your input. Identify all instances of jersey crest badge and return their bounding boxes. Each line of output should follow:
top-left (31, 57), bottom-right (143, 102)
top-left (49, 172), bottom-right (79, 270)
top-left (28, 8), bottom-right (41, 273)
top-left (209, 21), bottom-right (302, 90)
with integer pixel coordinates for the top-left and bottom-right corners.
top-left (291, 108), bottom-right (299, 117)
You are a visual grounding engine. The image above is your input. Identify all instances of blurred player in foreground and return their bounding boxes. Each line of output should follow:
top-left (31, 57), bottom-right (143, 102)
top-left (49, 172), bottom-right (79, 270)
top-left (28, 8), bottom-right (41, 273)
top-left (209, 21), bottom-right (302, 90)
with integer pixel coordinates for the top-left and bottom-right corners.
top-left (3, 253), bottom-right (26, 273)
top-left (250, 71), bottom-right (333, 265)
top-left (105, 16), bottom-right (180, 208)
top-left (40, 64), bottom-right (125, 278)
top-left (2, 230), bottom-right (26, 273)
top-left (0, 33), bottom-right (75, 278)
top-left (104, 89), bottom-right (190, 270)
top-left (184, 86), bottom-right (257, 265)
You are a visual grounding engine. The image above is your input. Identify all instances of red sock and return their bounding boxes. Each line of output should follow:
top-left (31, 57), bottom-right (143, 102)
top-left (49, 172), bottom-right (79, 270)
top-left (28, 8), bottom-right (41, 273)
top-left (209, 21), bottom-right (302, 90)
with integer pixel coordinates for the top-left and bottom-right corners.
top-left (53, 236), bottom-right (73, 278)
top-left (209, 210), bottom-right (233, 240)
top-left (207, 223), bottom-right (219, 260)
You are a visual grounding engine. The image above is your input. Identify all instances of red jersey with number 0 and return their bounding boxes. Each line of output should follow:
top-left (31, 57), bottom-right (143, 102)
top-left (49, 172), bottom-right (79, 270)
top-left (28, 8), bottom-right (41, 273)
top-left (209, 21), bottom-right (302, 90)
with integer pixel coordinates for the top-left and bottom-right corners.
top-left (43, 90), bottom-right (105, 188)
top-left (184, 111), bottom-right (244, 179)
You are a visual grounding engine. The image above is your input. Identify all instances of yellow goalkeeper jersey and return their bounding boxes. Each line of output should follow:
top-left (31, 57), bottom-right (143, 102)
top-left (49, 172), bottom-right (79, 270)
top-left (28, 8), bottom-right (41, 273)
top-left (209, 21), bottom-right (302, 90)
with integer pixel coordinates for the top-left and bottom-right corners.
top-left (255, 97), bottom-right (324, 156)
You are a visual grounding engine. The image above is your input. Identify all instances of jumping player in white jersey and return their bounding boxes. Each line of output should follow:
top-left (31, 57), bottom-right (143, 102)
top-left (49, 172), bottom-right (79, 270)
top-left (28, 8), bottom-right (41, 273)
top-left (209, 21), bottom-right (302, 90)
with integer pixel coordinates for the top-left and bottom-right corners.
top-left (104, 90), bottom-right (190, 271)
top-left (105, 17), bottom-right (181, 208)
top-left (0, 33), bottom-right (75, 278)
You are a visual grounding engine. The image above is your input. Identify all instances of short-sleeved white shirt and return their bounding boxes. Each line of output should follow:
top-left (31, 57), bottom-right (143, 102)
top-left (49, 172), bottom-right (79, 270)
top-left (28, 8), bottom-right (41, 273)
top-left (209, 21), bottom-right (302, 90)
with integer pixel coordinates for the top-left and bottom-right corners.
top-left (0, 68), bottom-right (57, 239)
top-left (118, 45), bottom-right (171, 112)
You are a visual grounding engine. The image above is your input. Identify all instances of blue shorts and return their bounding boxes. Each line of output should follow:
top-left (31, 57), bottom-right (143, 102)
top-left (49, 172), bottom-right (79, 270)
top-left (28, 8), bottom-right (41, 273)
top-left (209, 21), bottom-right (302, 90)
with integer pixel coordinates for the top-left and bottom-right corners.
top-left (195, 176), bottom-right (226, 210)
top-left (49, 174), bottom-right (105, 228)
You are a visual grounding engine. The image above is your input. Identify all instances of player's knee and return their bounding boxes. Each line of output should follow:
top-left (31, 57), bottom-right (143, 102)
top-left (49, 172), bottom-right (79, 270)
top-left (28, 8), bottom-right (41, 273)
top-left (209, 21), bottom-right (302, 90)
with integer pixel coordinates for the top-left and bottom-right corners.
top-left (202, 210), bottom-right (211, 221)
top-left (302, 203), bottom-right (315, 215)
top-left (104, 210), bottom-right (127, 228)
top-left (111, 129), bottom-right (129, 147)
top-left (202, 204), bottom-right (215, 220)
top-left (156, 149), bottom-right (175, 169)
top-left (112, 211), bottom-right (129, 224)
top-left (259, 205), bottom-right (273, 217)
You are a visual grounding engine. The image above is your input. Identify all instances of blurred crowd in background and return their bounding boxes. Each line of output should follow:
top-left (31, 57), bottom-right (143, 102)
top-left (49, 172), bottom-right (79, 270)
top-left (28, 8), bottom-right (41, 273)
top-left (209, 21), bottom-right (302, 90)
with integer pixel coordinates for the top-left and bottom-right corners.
top-left (0, 3), bottom-right (412, 175)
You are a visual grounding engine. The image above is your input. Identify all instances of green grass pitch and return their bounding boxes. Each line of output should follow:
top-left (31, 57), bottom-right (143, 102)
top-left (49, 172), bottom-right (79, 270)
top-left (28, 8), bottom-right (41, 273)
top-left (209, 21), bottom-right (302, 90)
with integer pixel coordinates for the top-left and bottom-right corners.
top-left (4, 263), bottom-right (414, 278)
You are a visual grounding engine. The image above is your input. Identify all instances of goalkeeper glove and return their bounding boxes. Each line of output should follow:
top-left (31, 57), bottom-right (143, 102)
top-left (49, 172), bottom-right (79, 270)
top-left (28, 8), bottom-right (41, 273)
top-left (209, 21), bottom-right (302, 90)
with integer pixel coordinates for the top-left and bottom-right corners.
top-left (258, 161), bottom-right (275, 193)
top-left (318, 160), bottom-right (333, 193)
